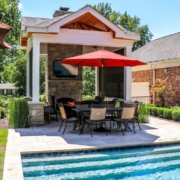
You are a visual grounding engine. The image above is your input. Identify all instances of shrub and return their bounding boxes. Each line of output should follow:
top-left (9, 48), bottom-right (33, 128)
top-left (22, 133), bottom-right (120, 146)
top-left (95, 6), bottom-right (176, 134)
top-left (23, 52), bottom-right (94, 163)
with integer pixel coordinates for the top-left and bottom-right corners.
top-left (151, 107), bottom-right (158, 116)
top-left (172, 110), bottom-right (180, 121)
top-left (147, 104), bottom-right (155, 107)
top-left (8, 98), bottom-right (29, 128)
top-left (157, 108), bottom-right (164, 117)
top-left (83, 95), bottom-right (93, 100)
top-left (171, 106), bottom-right (180, 110)
top-left (163, 108), bottom-right (172, 119)
top-left (138, 104), bottom-right (150, 123)
top-left (40, 94), bottom-right (46, 102)
top-left (0, 107), bottom-right (5, 118)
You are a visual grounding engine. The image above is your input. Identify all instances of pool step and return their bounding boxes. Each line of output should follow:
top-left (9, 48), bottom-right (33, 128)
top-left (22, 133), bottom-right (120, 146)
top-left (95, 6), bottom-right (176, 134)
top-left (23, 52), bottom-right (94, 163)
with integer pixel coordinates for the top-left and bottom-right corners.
top-left (22, 144), bottom-right (180, 179)
top-left (23, 160), bottom-right (180, 179)
top-left (22, 144), bottom-right (180, 166)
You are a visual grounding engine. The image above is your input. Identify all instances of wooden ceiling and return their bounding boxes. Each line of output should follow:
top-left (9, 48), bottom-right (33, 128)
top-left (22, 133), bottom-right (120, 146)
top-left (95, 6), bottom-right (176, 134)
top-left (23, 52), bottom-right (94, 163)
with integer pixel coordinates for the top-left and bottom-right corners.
top-left (61, 12), bottom-right (114, 33)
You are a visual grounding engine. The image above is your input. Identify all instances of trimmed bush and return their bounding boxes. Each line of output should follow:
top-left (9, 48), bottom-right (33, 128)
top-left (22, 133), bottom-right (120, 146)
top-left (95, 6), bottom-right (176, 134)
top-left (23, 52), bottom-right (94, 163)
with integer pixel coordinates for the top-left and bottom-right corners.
top-left (151, 107), bottom-right (158, 116)
top-left (138, 104), bottom-right (150, 123)
top-left (163, 108), bottom-right (172, 119)
top-left (172, 110), bottom-right (180, 121)
top-left (157, 108), bottom-right (164, 117)
top-left (8, 98), bottom-right (29, 128)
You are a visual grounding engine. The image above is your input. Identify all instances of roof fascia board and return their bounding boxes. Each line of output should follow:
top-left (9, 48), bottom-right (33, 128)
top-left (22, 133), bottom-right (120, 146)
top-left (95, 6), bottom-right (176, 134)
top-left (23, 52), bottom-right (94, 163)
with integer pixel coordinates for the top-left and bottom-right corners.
top-left (32, 31), bottom-right (133, 48)
top-left (132, 59), bottom-right (180, 71)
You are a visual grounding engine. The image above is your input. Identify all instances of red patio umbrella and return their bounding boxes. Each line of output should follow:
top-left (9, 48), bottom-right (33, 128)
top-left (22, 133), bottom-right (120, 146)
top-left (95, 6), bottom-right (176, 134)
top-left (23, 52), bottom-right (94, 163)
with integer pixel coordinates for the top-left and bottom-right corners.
top-left (0, 21), bottom-right (13, 49)
top-left (59, 49), bottom-right (146, 67)
top-left (59, 49), bottom-right (146, 97)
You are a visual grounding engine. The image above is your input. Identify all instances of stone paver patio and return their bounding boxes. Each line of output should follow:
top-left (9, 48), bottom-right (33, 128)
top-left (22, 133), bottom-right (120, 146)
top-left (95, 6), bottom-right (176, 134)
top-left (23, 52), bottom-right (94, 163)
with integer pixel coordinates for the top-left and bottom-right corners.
top-left (3, 116), bottom-right (180, 180)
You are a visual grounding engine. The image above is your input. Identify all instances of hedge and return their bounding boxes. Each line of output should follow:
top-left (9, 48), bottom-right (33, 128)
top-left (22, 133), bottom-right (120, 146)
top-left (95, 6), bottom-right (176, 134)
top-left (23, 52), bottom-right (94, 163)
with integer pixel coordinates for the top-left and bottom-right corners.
top-left (8, 98), bottom-right (29, 128)
top-left (138, 104), bottom-right (150, 123)
top-left (163, 108), bottom-right (172, 119)
top-left (157, 108), bottom-right (164, 117)
top-left (150, 107), bottom-right (158, 116)
top-left (172, 110), bottom-right (180, 121)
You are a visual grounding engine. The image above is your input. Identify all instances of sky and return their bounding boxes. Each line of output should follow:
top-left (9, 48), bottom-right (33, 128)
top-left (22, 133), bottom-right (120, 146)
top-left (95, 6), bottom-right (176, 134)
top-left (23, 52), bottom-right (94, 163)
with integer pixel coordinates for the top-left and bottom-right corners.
top-left (19, 0), bottom-right (180, 40)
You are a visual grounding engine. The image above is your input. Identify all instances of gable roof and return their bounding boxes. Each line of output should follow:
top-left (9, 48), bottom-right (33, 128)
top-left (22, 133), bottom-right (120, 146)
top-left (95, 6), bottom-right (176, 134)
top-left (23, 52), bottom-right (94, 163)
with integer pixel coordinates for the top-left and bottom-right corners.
top-left (21, 5), bottom-right (139, 37)
top-left (132, 32), bottom-right (180, 64)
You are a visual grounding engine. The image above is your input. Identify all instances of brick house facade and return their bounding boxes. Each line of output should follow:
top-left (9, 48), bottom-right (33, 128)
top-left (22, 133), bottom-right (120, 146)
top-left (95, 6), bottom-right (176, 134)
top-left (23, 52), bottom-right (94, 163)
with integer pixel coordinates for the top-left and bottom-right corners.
top-left (132, 32), bottom-right (180, 107)
top-left (132, 67), bottom-right (180, 106)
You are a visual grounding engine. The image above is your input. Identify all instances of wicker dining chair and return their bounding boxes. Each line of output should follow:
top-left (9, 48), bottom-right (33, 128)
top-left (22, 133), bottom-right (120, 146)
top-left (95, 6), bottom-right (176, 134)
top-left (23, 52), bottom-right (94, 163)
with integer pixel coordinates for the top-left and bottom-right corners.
top-left (58, 103), bottom-right (78, 135)
top-left (113, 103), bottom-right (136, 135)
top-left (84, 105), bottom-right (107, 137)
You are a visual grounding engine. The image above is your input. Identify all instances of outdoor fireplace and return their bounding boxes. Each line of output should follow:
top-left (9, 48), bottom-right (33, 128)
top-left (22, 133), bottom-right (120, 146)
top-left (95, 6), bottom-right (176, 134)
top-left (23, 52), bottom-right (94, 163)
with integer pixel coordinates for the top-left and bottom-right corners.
top-left (55, 97), bottom-right (76, 116)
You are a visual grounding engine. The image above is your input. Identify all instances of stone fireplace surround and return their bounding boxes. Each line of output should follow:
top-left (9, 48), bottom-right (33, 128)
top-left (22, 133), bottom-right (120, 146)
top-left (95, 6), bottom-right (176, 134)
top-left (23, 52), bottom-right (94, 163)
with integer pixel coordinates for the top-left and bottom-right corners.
top-left (46, 44), bottom-right (83, 106)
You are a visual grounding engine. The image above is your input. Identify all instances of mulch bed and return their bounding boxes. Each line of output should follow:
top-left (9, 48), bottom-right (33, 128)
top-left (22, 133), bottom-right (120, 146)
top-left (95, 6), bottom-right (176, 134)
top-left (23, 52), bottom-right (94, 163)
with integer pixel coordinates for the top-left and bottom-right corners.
top-left (0, 118), bottom-right (8, 129)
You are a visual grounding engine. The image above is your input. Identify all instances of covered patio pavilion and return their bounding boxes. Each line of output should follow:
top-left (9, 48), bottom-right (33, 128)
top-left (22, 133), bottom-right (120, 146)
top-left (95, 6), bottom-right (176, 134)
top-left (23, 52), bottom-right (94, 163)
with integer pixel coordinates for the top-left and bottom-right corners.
top-left (20, 5), bottom-right (140, 125)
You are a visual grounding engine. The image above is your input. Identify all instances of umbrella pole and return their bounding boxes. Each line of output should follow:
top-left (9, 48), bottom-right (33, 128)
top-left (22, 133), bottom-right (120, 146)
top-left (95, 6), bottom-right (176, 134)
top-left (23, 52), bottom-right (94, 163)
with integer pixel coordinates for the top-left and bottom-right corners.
top-left (101, 60), bottom-right (104, 101)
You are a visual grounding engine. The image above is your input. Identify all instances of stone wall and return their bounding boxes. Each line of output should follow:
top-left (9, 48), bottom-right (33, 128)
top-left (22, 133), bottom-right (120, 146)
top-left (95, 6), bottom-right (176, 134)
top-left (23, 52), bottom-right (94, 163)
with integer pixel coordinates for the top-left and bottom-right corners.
top-left (132, 67), bottom-right (180, 106)
top-left (46, 44), bottom-right (83, 105)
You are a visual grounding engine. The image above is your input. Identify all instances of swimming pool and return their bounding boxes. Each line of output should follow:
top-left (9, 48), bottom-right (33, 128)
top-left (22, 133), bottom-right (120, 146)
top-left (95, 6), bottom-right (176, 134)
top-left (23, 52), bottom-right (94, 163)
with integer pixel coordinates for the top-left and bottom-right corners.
top-left (21, 143), bottom-right (180, 180)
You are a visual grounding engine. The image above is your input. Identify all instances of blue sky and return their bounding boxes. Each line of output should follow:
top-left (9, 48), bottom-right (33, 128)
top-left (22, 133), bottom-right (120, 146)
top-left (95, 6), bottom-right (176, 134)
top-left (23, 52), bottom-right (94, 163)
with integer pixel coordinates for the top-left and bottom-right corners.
top-left (19, 0), bottom-right (180, 40)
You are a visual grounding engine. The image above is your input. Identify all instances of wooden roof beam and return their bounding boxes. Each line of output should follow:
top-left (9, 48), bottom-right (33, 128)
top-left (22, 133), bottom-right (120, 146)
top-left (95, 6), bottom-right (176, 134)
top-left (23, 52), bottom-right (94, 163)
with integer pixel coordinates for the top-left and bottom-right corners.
top-left (78, 22), bottom-right (104, 31)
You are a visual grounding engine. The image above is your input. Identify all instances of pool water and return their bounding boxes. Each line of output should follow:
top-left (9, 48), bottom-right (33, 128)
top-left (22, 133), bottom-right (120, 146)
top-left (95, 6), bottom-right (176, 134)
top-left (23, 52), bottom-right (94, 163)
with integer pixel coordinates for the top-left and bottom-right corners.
top-left (21, 143), bottom-right (180, 180)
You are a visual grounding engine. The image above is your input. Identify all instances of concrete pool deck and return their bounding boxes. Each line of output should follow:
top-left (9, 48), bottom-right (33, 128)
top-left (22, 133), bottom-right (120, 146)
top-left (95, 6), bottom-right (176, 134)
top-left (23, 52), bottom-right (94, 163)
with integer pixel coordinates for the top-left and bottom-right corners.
top-left (3, 116), bottom-right (180, 180)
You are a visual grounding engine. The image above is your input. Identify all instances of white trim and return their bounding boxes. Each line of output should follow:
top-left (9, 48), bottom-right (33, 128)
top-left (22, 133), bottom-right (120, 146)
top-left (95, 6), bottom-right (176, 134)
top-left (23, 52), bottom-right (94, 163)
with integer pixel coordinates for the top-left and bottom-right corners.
top-left (124, 47), bottom-right (132, 101)
top-left (27, 102), bottom-right (45, 105)
top-left (132, 59), bottom-right (180, 71)
top-left (26, 53), bottom-right (30, 97)
top-left (32, 31), bottom-right (133, 48)
top-left (32, 40), bottom-right (40, 102)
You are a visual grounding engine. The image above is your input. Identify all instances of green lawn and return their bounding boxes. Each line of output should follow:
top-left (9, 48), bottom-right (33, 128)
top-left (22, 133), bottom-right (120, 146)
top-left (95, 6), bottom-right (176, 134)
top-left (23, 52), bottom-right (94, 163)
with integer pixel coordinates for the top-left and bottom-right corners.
top-left (0, 130), bottom-right (8, 180)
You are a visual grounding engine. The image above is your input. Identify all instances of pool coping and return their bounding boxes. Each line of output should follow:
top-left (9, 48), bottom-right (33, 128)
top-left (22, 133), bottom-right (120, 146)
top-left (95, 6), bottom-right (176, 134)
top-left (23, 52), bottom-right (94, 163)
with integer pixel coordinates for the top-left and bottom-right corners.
top-left (20, 140), bottom-right (180, 155)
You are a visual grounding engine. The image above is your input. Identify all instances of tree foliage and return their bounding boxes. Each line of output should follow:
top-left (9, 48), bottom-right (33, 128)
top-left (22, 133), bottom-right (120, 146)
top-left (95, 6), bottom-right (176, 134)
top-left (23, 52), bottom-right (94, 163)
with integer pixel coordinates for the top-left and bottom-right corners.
top-left (93, 3), bottom-right (153, 51)
top-left (0, 0), bottom-right (21, 71)
top-left (1, 54), bottom-right (46, 96)
top-left (150, 78), bottom-right (175, 107)
top-left (83, 67), bottom-right (95, 96)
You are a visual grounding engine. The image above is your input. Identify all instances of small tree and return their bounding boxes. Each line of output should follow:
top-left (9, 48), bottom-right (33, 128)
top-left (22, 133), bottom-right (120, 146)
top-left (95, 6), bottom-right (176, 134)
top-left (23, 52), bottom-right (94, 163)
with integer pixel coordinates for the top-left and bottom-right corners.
top-left (150, 78), bottom-right (175, 107)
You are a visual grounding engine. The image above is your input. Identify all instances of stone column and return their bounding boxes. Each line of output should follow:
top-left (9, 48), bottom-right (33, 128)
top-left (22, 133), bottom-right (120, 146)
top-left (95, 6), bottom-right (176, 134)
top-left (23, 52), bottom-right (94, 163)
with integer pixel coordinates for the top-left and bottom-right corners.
top-left (28, 102), bottom-right (44, 126)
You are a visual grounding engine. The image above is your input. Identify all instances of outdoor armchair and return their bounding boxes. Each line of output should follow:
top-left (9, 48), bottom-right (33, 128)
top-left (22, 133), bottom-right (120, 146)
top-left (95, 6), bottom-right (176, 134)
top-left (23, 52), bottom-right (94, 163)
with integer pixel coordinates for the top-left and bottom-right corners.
top-left (84, 104), bottom-right (107, 137)
top-left (113, 103), bottom-right (136, 135)
top-left (58, 103), bottom-right (78, 135)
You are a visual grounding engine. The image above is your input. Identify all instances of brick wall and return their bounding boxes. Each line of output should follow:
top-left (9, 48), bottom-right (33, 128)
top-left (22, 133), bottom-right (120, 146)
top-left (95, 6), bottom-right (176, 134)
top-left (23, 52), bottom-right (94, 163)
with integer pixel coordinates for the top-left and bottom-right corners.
top-left (132, 67), bottom-right (180, 106)
top-left (46, 44), bottom-right (83, 105)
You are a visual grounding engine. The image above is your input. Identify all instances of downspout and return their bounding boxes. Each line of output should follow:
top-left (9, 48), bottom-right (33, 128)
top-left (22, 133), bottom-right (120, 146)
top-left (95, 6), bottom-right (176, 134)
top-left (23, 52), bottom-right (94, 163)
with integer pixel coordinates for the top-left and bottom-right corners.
top-left (151, 64), bottom-right (156, 104)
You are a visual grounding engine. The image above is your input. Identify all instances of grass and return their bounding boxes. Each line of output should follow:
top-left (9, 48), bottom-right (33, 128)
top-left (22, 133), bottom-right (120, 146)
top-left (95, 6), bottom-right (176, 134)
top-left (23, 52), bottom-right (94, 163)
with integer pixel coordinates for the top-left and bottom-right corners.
top-left (0, 129), bottom-right (8, 180)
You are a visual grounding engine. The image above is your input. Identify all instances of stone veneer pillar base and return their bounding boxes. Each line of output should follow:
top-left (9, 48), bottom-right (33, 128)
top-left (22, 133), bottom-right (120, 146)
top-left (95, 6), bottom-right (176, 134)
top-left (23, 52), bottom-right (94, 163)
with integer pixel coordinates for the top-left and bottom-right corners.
top-left (27, 102), bottom-right (45, 126)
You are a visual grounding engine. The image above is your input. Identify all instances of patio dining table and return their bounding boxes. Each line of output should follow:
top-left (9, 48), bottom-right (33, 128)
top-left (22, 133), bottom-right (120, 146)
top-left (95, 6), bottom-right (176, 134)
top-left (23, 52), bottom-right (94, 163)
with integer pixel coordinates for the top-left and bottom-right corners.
top-left (72, 107), bottom-right (122, 134)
